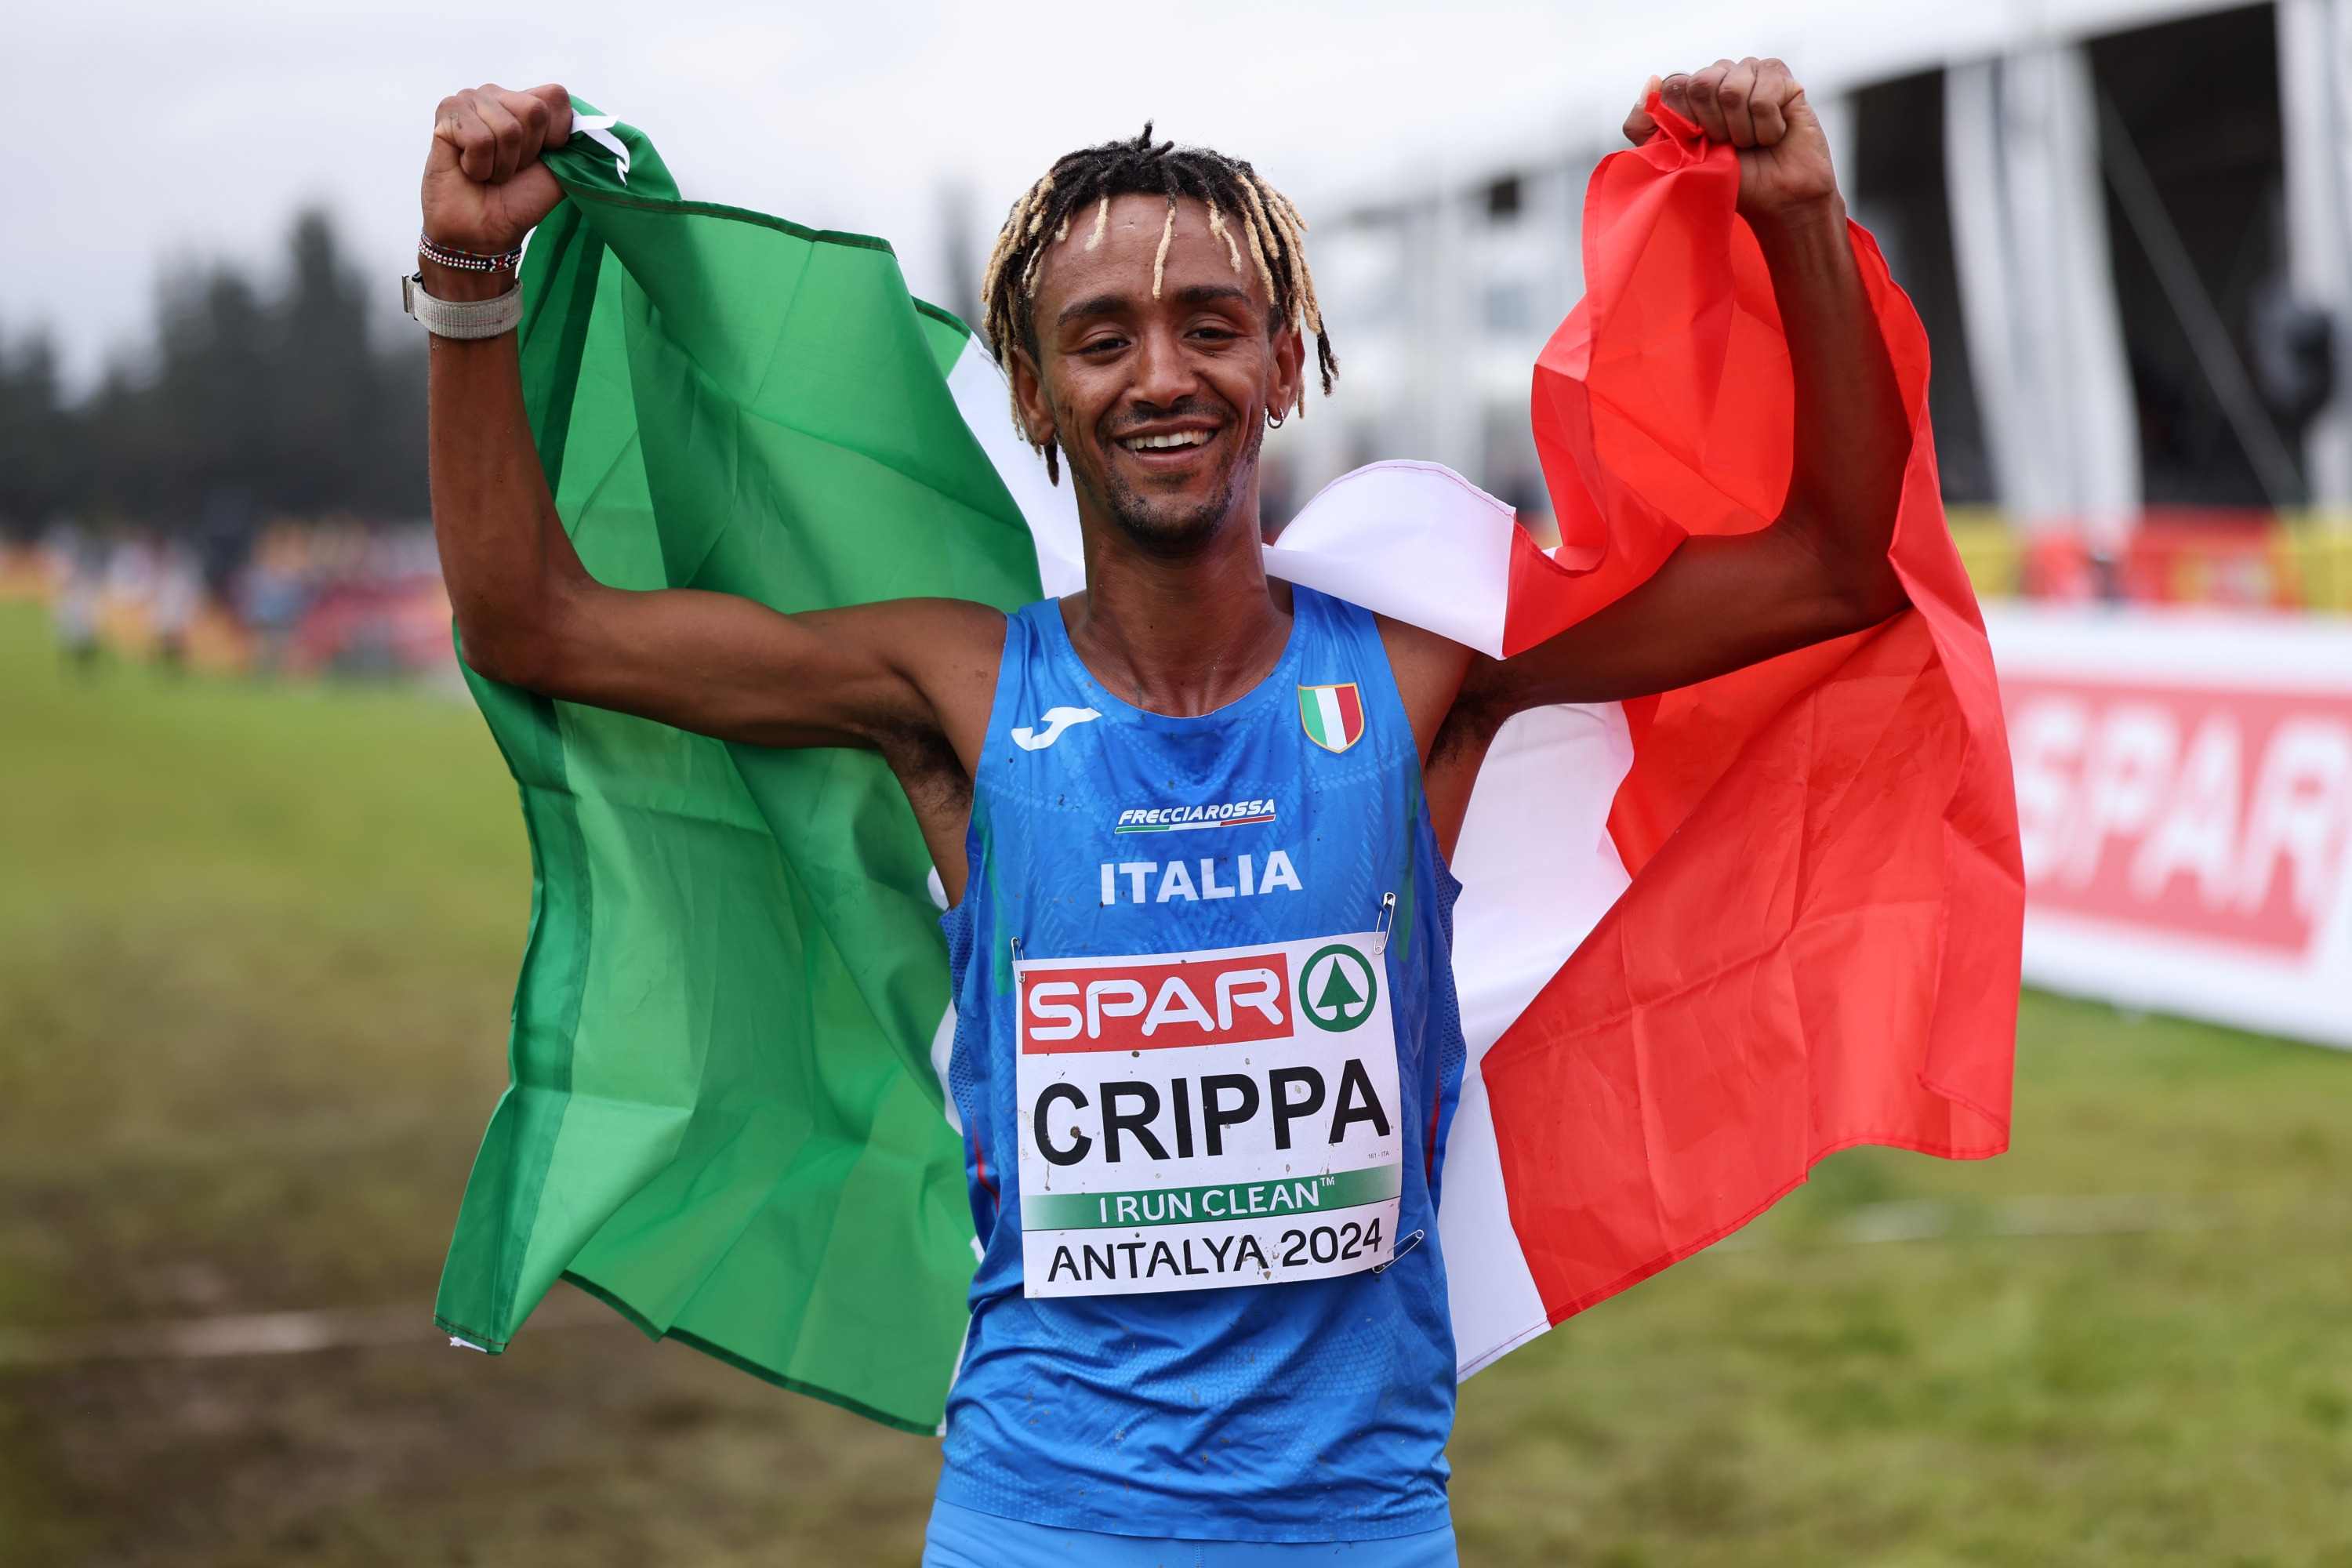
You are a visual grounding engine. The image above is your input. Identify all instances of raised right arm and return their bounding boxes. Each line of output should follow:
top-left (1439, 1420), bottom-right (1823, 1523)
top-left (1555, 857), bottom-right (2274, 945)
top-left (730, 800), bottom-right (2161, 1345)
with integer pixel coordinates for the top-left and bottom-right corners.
top-left (419, 85), bottom-right (1004, 763)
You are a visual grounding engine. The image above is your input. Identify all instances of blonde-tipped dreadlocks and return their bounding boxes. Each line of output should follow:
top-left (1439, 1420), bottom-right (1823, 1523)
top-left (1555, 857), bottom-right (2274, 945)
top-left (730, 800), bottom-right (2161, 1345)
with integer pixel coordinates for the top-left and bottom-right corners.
top-left (979, 123), bottom-right (1337, 484)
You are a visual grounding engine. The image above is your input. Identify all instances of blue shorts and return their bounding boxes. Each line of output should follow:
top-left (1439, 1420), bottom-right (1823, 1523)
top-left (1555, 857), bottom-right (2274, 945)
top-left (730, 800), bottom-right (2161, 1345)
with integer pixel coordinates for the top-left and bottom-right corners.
top-left (921, 1499), bottom-right (1460, 1567)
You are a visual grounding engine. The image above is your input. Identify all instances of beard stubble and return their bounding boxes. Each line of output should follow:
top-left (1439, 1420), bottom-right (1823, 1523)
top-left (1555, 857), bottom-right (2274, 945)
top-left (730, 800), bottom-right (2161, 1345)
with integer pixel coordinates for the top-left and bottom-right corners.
top-left (1087, 401), bottom-right (1266, 559)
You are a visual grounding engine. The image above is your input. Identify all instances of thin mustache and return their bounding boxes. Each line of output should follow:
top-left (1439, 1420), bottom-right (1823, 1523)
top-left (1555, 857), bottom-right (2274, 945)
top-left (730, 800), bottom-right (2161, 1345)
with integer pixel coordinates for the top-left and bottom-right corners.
top-left (1103, 401), bottom-right (1227, 439)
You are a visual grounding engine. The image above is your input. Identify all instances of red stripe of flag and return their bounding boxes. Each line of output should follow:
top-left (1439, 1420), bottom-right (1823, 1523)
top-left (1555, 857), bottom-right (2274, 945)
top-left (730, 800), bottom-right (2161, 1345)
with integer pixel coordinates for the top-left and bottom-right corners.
top-left (1334, 683), bottom-right (1364, 744)
top-left (1482, 95), bottom-right (2022, 1325)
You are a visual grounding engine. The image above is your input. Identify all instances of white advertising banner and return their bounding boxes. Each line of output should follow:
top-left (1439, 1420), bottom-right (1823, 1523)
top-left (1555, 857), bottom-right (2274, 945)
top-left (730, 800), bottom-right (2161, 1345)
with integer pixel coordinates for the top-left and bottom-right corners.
top-left (1987, 604), bottom-right (2352, 1047)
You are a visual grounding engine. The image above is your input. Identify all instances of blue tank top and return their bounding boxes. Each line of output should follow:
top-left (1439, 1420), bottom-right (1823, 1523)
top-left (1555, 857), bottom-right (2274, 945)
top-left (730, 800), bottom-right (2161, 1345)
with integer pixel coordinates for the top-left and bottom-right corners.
top-left (935, 586), bottom-right (1468, 1542)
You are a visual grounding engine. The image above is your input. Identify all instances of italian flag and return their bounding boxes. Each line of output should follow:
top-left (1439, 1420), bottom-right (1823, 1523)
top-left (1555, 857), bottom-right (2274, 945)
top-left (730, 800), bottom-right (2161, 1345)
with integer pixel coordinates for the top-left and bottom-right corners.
top-left (1297, 683), bottom-right (1365, 753)
top-left (437, 99), bottom-right (2021, 1431)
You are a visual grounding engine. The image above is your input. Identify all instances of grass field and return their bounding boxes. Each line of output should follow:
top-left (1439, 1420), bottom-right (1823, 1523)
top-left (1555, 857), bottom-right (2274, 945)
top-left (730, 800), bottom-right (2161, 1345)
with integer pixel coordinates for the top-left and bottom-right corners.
top-left (3, 600), bottom-right (2350, 1566)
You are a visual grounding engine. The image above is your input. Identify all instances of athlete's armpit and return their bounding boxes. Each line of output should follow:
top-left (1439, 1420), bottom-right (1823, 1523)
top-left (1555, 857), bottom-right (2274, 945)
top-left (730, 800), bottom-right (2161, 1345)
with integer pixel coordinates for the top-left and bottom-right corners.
top-left (1372, 615), bottom-right (1475, 763)
top-left (1370, 614), bottom-right (1479, 859)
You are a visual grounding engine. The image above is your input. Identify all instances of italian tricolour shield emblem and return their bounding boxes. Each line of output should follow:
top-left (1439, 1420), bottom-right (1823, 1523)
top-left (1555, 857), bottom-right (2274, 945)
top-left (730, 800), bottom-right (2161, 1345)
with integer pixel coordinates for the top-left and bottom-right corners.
top-left (1298, 683), bottom-right (1366, 753)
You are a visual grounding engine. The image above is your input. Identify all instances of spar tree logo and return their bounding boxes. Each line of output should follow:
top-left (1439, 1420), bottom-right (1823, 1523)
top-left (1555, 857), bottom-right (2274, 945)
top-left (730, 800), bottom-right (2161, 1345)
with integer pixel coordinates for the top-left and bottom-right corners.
top-left (1301, 944), bottom-right (1379, 1031)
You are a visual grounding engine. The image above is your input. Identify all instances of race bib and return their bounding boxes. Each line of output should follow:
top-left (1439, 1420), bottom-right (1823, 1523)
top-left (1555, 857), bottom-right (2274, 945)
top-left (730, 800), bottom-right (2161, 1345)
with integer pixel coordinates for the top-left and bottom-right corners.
top-left (1014, 933), bottom-right (1403, 1298)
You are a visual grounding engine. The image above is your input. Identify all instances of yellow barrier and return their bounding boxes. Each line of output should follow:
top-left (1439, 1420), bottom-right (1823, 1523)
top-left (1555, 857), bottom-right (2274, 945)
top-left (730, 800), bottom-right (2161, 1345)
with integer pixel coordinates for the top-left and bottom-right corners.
top-left (1937, 509), bottom-right (2352, 613)
top-left (0, 546), bottom-right (47, 604)
top-left (2277, 513), bottom-right (2352, 613)
top-left (1944, 506), bottom-right (2021, 601)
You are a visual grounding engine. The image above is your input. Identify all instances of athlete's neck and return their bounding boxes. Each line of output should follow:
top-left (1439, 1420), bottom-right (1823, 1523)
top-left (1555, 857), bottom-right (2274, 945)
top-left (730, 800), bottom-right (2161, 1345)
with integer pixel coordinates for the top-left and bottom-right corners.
top-left (1061, 501), bottom-right (1291, 718)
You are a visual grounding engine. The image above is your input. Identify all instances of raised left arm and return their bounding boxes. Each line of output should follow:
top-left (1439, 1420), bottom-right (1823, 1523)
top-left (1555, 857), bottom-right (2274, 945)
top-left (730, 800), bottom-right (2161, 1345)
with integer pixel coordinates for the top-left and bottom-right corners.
top-left (1451, 59), bottom-right (1911, 721)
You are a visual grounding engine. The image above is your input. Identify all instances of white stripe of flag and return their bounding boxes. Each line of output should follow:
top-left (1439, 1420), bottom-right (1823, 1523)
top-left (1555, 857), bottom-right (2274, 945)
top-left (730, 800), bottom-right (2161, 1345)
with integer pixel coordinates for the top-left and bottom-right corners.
top-left (1313, 686), bottom-right (1348, 746)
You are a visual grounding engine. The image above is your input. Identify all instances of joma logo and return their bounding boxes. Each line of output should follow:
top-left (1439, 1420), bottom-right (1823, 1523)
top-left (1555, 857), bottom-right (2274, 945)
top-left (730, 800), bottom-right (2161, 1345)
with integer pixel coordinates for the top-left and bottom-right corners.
top-left (1011, 706), bottom-right (1101, 751)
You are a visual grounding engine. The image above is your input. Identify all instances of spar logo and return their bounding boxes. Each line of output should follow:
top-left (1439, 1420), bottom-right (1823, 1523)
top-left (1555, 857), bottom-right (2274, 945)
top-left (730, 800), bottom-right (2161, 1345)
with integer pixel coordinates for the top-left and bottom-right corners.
top-left (1021, 950), bottom-right (1291, 1054)
top-left (1298, 683), bottom-right (1366, 753)
top-left (1299, 943), bottom-right (1377, 1031)
top-left (2006, 678), bottom-right (2352, 952)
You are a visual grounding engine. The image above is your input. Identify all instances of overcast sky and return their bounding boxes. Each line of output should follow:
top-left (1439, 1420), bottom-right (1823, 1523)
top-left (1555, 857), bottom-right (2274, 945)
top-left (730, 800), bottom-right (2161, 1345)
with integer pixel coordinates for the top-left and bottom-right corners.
top-left (9, 0), bottom-right (2202, 390)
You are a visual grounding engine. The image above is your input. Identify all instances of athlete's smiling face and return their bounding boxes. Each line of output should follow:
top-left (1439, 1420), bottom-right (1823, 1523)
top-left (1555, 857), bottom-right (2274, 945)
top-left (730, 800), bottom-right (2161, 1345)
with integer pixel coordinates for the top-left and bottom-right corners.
top-left (1013, 193), bottom-right (1305, 558)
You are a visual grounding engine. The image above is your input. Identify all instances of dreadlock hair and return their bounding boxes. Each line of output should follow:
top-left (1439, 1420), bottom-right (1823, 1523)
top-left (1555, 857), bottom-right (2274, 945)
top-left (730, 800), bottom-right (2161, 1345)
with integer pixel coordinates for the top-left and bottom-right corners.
top-left (979, 122), bottom-right (1337, 485)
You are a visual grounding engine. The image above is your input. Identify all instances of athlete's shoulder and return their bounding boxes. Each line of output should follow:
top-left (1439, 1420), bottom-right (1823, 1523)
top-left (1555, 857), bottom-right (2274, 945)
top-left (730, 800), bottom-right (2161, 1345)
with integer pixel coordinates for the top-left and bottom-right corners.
top-left (1357, 610), bottom-right (1472, 764)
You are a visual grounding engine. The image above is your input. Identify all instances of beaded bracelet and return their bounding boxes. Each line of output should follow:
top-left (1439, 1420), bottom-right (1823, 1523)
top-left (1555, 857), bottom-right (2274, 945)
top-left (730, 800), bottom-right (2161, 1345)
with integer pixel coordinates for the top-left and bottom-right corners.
top-left (418, 232), bottom-right (524, 273)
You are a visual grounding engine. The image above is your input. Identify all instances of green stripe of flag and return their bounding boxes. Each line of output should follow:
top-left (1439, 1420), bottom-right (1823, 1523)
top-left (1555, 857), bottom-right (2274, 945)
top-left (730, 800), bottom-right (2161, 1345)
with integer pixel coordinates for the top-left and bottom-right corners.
top-left (436, 102), bottom-right (1038, 1434)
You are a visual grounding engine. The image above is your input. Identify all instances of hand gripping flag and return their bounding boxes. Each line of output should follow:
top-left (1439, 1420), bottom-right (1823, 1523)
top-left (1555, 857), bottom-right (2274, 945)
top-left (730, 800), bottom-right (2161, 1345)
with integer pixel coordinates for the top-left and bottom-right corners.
top-left (437, 98), bottom-right (2021, 1430)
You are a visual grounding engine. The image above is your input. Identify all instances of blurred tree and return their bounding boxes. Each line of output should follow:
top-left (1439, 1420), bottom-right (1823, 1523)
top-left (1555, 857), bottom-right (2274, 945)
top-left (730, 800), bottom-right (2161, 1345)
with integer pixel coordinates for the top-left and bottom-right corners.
top-left (0, 328), bottom-right (77, 532)
top-left (0, 209), bottom-right (429, 542)
top-left (278, 212), bottom-right (393, 514)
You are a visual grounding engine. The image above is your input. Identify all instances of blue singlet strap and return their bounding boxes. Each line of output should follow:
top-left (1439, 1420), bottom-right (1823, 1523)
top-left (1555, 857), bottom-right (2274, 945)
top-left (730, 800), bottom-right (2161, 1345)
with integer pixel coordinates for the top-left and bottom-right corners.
top-left (921, 1499), bottom-right (1460, 1567)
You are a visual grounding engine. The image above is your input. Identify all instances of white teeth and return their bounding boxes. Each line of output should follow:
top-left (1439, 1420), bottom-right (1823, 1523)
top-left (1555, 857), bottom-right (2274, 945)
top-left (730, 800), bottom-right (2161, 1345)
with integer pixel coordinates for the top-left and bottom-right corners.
top-left (1123, 430), bottom-right (1209, 450)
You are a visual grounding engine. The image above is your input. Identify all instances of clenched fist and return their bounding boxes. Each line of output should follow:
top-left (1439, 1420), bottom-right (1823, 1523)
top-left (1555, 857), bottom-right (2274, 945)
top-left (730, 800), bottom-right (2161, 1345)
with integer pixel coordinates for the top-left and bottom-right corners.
top-left (1624, 58), bottom-right (1838, 223)
top-left (421, 83), bottom-right (574, 260)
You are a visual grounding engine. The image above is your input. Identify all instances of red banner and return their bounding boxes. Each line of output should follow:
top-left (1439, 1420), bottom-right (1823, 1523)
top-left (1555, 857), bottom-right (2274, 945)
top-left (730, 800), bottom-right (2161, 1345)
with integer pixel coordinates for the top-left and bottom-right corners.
top-left (2008, 680), bottom-right (2352, 953)
top-left (1990, 605), bottom-right (2352, 1047)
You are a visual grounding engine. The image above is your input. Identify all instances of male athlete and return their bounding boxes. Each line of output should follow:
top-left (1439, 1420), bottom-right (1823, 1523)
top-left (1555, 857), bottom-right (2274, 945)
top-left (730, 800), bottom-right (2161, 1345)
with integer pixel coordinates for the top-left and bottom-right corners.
top-left (418, 59), bottom-right (1908, 1567)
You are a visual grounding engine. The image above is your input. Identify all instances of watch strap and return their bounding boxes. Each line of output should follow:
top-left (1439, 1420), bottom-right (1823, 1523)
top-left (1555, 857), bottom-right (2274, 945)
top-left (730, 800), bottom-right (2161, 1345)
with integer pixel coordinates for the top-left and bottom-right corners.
top-left (402, 272), bottom-right (522, 340)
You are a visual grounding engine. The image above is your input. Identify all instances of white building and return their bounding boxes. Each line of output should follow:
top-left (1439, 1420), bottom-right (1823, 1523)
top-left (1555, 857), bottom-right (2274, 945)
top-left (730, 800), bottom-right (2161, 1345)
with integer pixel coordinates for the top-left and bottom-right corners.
top-left (1274, 0), bottom-right (2352, 546)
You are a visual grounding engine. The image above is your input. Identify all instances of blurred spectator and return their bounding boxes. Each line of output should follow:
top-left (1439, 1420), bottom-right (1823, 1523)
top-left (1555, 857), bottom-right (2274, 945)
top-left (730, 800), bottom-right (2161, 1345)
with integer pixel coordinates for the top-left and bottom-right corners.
top-left (44, 528), bottom-right (100, 677)
top-left (15, 518), bottom-right (452, 684)
top-left (151, 543), bottom-right (202, 673)
top-left (241, 526), bottom-right (311, 674)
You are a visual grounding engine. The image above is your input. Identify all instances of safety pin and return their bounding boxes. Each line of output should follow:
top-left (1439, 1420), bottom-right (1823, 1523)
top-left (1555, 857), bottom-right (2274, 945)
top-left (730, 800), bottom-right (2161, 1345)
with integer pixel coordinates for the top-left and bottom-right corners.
top-left (1372, 1228), bottom-right (1424, 1276)
top-left (1368, 891), bottom-right (1397, 957)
